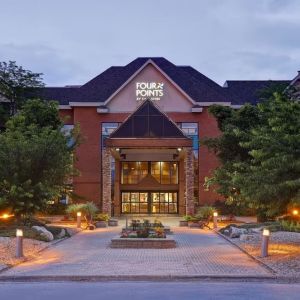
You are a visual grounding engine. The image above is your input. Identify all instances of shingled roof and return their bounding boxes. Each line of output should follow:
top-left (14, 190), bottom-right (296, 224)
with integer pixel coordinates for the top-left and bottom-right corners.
top-left (37, 57), bottom-right (291, 106)
top-left (224, 80), bottom-right (290, 105)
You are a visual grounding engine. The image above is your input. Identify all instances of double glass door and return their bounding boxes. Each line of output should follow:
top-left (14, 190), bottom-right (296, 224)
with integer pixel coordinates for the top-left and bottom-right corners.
top-left (121, 191), bottom-right (178, 214)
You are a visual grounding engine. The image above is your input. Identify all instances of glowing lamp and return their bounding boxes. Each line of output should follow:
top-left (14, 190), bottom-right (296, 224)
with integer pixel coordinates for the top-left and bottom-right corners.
top-left (177, 148), bottom-right (182, 152)
top-left (77, 212), bottom-right (82, 217)
top-left (292, 209), bottom-right (299, 216)
top-left (116, 148), bottom-right (120, 152)
top-left (16, 229), bottom-right (23, 237)
top-left (263, 228), bottom-right (270, 237)
top-left (213, 212), bottom-right (218, 217)
top-left (2, 214), bottom-right (9, 219)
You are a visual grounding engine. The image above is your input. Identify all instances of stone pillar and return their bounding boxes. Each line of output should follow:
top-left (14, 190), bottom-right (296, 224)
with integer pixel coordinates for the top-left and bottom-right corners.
top-left (102, 147), bottom-right (111, 216)
top-left (184, 147), bottom-right (195, 215)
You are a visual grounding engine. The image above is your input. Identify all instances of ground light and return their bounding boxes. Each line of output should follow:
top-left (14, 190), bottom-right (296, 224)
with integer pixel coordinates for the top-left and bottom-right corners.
top-left (16, 229), bottom-right (24, 258)
top-left (292, 209), bottom-right (299, 216)
top-left (77, 211), bottom-right (82, 228)
top-left (261, 228), bottom-right (270, 258)
top-left (213, 212), bottom-right (218, 229)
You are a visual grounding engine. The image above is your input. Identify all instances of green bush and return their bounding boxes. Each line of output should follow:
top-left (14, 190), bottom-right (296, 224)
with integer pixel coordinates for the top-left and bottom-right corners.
top-left (66, 203), bottom-right (83, 219)
top-left (280, 220), bottom-right (300, 232)
top-left (94, 213), bottom-right (109, 222)
top-left (195, 206), bottom-right (215, 220)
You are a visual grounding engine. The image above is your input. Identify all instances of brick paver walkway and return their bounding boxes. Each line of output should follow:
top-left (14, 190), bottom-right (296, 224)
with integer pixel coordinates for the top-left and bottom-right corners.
top-left (0, 227), bottom-right (271, 277)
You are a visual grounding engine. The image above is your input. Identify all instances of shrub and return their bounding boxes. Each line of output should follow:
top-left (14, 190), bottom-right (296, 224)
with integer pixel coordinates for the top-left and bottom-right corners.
top-left (94, 213), bottom-right (109, 222)
top-left (195, 206), bottom-right (215, 220)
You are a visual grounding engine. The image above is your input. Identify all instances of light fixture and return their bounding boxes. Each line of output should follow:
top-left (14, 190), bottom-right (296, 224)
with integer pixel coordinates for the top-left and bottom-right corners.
top-left (177, 148), bottom-right (182, 152)
top-left (16, 229), bottom-right (23, 237)
top-left (2, 214), bottom-right (9, 219)
top-left (292, 209), bottom-right (299, 216)
top-left (77, 212), bottom-right (82, 217)
top-left (116, 148), bottom-right (120, 152)
top-left (263, 228), bottom-right (270, 236)
top-left (213, 212), bottom-right (218, 217)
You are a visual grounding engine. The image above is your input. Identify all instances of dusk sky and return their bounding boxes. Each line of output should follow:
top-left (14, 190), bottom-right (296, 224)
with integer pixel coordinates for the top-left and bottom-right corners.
top-left (0, 0), bottom-right (299, 86)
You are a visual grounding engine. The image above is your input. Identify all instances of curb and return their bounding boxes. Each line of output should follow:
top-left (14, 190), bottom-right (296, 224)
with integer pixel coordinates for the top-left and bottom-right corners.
top-left (0, 227), bottom-right (82, 275)
top-left (0, 274), bottom-right (290, 283)
top-left (213, 229), bottom-right (277, 275)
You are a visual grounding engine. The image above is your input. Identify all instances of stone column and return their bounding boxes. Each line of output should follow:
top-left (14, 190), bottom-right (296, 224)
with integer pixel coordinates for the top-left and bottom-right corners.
top-left (102, 147), bottom-right (111, 216)
top-left (184, 147), bottom-right (195, 215)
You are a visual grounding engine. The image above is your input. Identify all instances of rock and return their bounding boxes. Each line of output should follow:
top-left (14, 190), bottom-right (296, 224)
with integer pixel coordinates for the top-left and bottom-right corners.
top-left (249, 227), bottom-right (263, 234)
top-left (32, 226), bottom-right (54, 242)
top-left (57, 229), bottom-right (66, 239)
top-left (224, 229), bottom-right (230, 235)
top-left (239, 234), bottom-right (252, 241)
top-left (229, 226), bottom-right (247, 238)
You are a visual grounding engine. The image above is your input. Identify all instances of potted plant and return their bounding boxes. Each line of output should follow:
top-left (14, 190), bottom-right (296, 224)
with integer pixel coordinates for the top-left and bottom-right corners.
top-left (179, 215), bottom-right (192, 227)
top-left (94, 213), bottom-right (109, 228)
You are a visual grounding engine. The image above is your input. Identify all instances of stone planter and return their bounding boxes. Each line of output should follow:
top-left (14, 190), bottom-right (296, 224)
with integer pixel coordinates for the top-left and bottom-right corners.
top-left (111, 236), bottom-right (176, 249)
top-left (188, 221), bottom-right (200, 228)
top-left (179, 220), bottom-right (188, 227)
top-left (108, 219), bottom-right (118, 226)
top-left (95, 221), bottom-right (107, 228)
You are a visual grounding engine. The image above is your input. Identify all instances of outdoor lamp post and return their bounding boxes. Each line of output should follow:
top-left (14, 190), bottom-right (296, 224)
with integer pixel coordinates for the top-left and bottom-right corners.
top-left (213, 212), bottom-right (218, 229)
top-left (261, 228), bottom-right (270, 258)
top-left (16, 229), bottom-right (24, 258)
top-left (77, 211), bottom-right (82, 228)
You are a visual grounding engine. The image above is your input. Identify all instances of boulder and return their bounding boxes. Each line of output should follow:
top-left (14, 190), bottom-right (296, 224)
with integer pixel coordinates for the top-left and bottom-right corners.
top-left (240, 234), bottom-right (251, 242)
top-left (249, 227), bottom-right (263, 234)
top-left (32, 226), bottom-right (54, 242)
top-left (57, 228), bottom-right (66, 239)
top-left (229, 226), bottom-right (247, 238)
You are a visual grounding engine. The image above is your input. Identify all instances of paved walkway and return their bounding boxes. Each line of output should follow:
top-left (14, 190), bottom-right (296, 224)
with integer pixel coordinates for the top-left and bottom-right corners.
top-left (0, 227), bottom-right (270, 277)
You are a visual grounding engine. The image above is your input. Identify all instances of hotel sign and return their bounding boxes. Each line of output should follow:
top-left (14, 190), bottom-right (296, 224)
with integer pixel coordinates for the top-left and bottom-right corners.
top-left (136, 82), bottom-right (164, 101)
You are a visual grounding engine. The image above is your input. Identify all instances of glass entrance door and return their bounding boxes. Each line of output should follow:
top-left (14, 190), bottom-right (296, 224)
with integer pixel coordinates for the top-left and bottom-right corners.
top-left (121, 191), bottom-right (178, 214)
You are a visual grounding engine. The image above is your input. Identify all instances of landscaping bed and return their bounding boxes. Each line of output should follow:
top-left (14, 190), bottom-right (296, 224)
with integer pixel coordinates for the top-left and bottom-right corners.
top-left (0, 217), bottom-right (74, 271)
top-left (219, 222), bottom-right (300, 277)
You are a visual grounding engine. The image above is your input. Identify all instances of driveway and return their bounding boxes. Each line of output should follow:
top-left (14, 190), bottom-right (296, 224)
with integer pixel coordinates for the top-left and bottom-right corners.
top-left (0, 226), bottom-right (271, 277)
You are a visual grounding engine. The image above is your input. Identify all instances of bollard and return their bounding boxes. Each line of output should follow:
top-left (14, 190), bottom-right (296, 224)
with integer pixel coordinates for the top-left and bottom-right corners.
top-left (213, 212), bottom-right (218, 229)
top-left (16, 229), bottom-right (24, 258)
top-left (261, 228), bottom-right (270, 257)
top-left (77, 211), bottom-right (82, 228)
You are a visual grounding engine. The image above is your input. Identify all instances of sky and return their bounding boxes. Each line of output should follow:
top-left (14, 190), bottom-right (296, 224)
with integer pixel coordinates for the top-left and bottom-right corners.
top-left (0, 0), bottom-right (300, 86)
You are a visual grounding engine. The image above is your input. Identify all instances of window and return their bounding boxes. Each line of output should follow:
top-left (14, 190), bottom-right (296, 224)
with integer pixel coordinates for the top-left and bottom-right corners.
top-left (121, 162), bottom-right (148, 184)
top-left (101, 123), bottom-right (120, 148)
top-left (121, 191), bottom-right (178, 214)
top-left (177, 122), bottom-right (199, 157)
top-left (150, 162), bottom-right (178, 184)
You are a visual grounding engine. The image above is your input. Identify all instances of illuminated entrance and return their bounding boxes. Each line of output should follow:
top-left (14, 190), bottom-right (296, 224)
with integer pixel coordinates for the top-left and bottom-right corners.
top-left (121, 192), bottom-right (178, 214)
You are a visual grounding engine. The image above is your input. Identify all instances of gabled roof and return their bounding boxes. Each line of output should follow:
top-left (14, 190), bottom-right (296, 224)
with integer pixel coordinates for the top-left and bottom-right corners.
top-left (109, 99), bottom-right (189, 139)
top-left (38, 57), bottom-right (231, 105)
top-left (35, 57), bottom-right (293, 107)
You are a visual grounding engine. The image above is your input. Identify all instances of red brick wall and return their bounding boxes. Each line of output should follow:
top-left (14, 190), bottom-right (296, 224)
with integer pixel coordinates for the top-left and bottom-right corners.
top-left (61, 108), bottom-right (222, 208)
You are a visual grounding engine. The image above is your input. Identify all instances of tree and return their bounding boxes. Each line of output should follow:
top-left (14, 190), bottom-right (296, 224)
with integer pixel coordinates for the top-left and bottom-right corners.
top-left (203, 92), bottom-right (300, 218)
top-left (0, 61), bottom-right (44, 118)
top-left (0, 100), bottom-right (79, 218)
top-left (235, 93), bottom-right (300, 216)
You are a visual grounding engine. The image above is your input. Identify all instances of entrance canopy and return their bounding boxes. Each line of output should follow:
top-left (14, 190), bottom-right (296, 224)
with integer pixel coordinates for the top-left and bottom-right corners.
top-left (105, 99), bottom-right (192, 148)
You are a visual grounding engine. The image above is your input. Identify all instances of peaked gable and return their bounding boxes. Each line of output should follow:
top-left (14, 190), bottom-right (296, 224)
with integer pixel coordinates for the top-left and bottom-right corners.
top-left (110, 100), bottom-right (188, 139)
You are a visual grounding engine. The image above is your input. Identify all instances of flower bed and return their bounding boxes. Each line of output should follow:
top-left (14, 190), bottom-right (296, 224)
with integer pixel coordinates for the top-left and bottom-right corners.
top-left (110, 219), bottom-right (176, 248)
